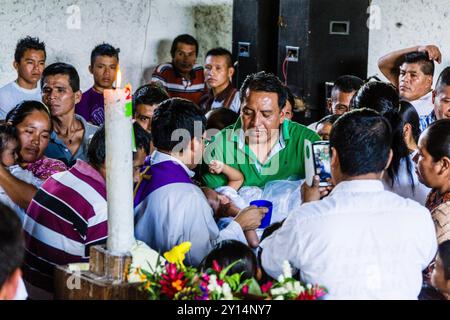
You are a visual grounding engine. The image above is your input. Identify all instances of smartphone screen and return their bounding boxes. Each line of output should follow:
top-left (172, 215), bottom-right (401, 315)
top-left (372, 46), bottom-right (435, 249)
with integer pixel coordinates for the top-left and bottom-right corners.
top-left (312, 142), bottom-right (332, 186)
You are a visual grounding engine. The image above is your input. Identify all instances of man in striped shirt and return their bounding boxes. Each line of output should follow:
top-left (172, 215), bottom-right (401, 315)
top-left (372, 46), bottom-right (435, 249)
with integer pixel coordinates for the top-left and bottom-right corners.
top-left (22, 127), bottom-right (108, 299)
top-left (151, 34), bottom-right (206, 106)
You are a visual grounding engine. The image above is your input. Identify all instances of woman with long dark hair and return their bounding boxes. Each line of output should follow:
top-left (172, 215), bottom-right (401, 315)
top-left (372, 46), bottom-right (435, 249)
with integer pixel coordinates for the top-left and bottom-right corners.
top-left (352, 81), bottom-right (429, 204)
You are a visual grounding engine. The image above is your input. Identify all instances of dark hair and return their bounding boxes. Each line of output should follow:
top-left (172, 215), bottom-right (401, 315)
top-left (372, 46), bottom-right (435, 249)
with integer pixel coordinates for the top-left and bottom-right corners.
top-left (396, 101), bottom-right (421, 192)
top-left (330, 109), bottom-right (392, 176)
top-left (435, 66), bottom-right (450, 94)
top-left (316, 114), bottom-right (341, 128)
top-left (5, 100), bottom-right (52, 130)
top-left (400, 101), bottom-right (420, 143)
top-left (170, 34), bottom-right (199, 58)
top-left (132, 82), bottom-right (169, 115)
top-left (206, 108), bottom-right (239, 131)
top-left (205, 47), bottom-right (233, 68)
top-left (133, 122), bottom-right (152, 156)
top-left (151, 98), bottom-right (206, 152)
top-left (402, 51), bottom-right (434, 76)
top-left (90, 43), bottom-right (120, 66)
top-left (260, 220), bottom-right (285, 242)
top-left (285, 86), bottom-right (295, 109)
top-left (14, 36), bottom-right (46, 63)
top-left (422, 119), bottom-right (450, 162)
top-left (240, 71), bottom-right (287, 109)
top-left (0, 203), bottom-right (24, 288)
top-left (352, 81), bottom-right (411, 187)
top-left (87, 126), bottom-right (106, 170)
top-left (200, 240), bottom-right (257, 280)
top-left (352, 81), bottom-right (400, 113)
top-left (418, 283), bottom-right (447, 300)
top-left (438, 240), bottom-right (450, 280)
top-left (332, 75), bottom-right (364, 98)
top-left (42, 62), bottom-right (80, 92)
top-left (0, 124), bottom-right (19, 156)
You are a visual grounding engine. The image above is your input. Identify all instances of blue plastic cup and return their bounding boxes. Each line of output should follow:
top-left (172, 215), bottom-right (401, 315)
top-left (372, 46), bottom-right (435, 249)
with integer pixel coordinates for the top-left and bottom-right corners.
top-left (250, 200), bottom-right (273, 228)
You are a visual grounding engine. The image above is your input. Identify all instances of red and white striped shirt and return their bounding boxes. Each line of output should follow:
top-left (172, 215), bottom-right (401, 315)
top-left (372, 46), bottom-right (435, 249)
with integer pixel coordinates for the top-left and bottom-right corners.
top-left (151, 62), bottom-right (207, 105)
top-left (23, 159), bottom-right (107, 295)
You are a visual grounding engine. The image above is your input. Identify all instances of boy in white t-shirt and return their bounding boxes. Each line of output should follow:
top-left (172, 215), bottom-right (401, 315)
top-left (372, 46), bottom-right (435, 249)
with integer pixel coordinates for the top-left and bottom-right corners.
top-left (0, 36), bottom-right (46, 119)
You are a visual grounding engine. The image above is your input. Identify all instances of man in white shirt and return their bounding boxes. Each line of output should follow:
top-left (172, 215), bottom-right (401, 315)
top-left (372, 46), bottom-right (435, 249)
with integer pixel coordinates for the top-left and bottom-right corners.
top-left (0, 36), bottom-right (46, 119)
top-left (378, 45), bottom-right (442, 116)
top-left (134, 98), bottom-right (267, 266)
top-left (260, 109), bottom-right (437, 299)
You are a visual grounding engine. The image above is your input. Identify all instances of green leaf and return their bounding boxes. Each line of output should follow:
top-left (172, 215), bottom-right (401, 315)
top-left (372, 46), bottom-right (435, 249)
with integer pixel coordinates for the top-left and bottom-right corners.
top-left (225, 274), bottom-right (241, 291)
top-left (247, 278), bottom-right (263, 296)
top-left (219, 259), bottom-right (241, 279)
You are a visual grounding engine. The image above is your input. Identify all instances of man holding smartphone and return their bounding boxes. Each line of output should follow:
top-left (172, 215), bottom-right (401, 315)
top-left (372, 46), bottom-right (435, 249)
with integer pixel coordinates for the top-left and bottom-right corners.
top-left (261, 109), bottom-right (437, 299)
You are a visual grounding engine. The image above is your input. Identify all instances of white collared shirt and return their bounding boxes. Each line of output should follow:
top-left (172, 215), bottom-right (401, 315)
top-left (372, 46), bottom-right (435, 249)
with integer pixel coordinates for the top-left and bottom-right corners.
top-left (135, 150), bottom-right (247, 266)
top-left (409, 91), bottom-right (434, 117)
top-left (237, 129), bottom-right (286, 172)
top-left (150, 150), bottom-right (196, 178)
top-left (260, 180), bottom-right (437, 300)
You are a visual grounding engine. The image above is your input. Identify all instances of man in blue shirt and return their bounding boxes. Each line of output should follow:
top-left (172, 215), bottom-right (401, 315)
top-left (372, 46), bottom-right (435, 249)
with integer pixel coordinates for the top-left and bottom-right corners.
top-left (41, 63), bottom-right (98, 167)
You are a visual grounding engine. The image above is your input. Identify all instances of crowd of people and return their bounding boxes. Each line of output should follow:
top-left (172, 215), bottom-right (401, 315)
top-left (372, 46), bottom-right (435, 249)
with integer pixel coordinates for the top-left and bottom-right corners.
top-left (0, 33), bottom-right (449, 300)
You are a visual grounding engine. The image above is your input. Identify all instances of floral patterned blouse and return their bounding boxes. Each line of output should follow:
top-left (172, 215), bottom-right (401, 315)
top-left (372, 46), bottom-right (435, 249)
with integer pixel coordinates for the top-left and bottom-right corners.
top-left (23, 156), bottom-right (68, 180)
top-left (426, 189), bottom-right (450, 244)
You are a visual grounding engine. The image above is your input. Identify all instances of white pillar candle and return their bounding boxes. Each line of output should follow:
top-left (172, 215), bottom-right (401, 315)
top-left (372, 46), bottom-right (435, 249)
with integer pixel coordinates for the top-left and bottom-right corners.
top-left (104, 83), bottom-right (135, 255)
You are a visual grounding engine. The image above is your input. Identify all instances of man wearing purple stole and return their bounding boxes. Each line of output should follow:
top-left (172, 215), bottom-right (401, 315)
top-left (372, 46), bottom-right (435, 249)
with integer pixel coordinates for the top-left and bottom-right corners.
top-left (134, 98), bottom-right (266, 266)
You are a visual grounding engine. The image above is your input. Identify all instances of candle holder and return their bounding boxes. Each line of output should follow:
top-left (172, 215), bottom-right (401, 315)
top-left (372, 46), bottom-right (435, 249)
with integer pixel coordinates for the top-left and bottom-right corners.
top-left (88, 245), bottom-right (132, 283)
top-left (53, 70), bottom-right (140, 300)
top-left (54, 245), bottom-right (143, 300)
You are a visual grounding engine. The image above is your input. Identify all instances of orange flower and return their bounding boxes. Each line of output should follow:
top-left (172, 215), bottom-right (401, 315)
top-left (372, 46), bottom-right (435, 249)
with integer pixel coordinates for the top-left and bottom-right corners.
top-left (172, 280), bottom-right (183, 291)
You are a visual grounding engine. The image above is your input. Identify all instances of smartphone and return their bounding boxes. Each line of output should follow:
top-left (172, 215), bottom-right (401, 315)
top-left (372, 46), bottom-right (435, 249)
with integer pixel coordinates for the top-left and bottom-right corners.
top-left (305, 140), bottom-right (332, 187)
top-left (312, 141), bottom-right (332, 186)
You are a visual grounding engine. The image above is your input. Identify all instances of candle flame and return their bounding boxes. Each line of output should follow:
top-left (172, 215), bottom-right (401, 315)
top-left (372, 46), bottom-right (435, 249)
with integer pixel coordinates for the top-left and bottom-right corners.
top-left (116, 67), bottom-right (122, 89)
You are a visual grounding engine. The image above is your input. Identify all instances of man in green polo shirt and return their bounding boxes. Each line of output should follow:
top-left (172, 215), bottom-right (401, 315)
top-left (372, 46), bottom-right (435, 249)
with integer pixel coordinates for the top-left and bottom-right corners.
top-left (203, 71), bottom-right (320, 189)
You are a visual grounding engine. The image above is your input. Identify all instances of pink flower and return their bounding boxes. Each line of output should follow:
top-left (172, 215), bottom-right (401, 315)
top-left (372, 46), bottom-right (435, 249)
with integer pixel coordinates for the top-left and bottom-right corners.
top-left (212, 260), bottom-right (222, 273)
top-left (261, 281), bottom-right (273, 293)
top-left (242, 285), bottom-right (249, 295)
top-left (201, 273), bottom-right (210, 282)
top-left (159, 263), bottom-right (187, 299)
top-left (297, 284), bottom-right (326, 300)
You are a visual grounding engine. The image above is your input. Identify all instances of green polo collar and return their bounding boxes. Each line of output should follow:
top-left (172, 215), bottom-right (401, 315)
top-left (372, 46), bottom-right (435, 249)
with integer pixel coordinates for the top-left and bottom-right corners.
top-left (228, 118), bottom-right (291, 167)
top-left (229, 118), bottom-right (291, 143)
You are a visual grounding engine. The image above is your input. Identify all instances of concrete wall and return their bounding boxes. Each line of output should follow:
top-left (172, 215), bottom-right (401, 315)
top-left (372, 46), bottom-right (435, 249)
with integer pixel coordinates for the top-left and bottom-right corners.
top-left (1, 0), bottom-right (449, 91)
top-left (0, 0), bottom-right (232, 91)
top-left (368, 0), bottom-right (450, 83)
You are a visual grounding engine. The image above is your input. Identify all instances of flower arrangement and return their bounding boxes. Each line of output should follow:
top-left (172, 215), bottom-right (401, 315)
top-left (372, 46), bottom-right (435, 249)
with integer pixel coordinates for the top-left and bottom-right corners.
top-left (130, 242), bottom-right (327, 300)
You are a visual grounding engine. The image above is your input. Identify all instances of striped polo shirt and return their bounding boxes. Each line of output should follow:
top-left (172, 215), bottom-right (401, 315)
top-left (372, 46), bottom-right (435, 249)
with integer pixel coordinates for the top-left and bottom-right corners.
top-left (22, 159), bottom-right (108, 295)
top-left (151, 62), bottom-right (207, 105)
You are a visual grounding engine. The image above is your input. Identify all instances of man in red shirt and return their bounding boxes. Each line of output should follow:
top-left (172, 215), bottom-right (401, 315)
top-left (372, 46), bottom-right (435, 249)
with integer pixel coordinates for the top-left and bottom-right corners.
top-left (151, 34), bottom-right (206, 106)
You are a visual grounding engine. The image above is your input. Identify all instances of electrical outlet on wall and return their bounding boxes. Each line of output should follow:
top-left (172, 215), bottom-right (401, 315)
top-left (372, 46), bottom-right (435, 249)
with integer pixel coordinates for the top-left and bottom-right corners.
top-left (238, 42), bottom-right (250, 57)
top-left (286, 46), bottom-right (299, 62)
